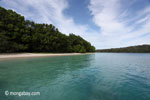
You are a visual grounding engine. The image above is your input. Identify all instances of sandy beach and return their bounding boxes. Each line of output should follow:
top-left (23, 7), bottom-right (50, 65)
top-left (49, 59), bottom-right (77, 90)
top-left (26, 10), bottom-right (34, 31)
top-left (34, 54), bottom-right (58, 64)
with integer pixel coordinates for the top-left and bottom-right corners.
top-left (0, 53), bottom-right (92, 59)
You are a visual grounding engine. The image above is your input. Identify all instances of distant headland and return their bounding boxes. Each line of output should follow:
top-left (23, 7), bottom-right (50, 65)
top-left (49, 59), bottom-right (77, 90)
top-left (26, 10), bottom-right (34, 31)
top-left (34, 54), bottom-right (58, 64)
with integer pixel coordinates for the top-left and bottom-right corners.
top-left (96, 44), bottom-right (150, 53)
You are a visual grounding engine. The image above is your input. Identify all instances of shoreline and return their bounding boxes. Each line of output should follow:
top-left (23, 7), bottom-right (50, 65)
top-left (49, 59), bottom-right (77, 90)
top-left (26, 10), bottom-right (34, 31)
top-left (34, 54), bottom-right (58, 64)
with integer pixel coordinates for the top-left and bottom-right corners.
top-left (0, 53), bottom-right (93, 59)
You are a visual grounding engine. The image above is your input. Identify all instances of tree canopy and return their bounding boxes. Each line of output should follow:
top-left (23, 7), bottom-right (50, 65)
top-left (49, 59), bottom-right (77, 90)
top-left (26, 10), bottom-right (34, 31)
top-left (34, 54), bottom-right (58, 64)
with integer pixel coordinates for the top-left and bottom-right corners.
top-left (0, 6), bottom-right (95, 53)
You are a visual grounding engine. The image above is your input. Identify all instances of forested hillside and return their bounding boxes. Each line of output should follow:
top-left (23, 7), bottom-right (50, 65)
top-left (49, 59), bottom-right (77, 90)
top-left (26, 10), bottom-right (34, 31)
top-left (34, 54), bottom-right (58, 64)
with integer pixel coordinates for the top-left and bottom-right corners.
top-left (0, 6), bottom-right (95, 53)
top-left (96, 45), bottom-right (150, 53)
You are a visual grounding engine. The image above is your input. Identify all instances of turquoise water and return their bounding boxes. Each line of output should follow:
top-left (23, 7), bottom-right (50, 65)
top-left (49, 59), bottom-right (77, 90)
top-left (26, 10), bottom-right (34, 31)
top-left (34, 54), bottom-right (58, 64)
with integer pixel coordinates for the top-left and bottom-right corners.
top-left (0, 53), bottom-right (150, 100)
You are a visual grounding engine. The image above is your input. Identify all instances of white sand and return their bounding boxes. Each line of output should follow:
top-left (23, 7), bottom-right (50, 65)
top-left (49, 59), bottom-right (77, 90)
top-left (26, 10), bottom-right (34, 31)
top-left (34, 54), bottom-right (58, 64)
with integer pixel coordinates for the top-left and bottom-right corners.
top-left (0, 53), bottom-right (92, 59)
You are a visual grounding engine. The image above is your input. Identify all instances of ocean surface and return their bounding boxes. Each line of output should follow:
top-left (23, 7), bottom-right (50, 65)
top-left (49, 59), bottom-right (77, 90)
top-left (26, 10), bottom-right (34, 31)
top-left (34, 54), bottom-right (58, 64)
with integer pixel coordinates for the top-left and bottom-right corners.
top-left (0, 53), bottom-right (150, 100)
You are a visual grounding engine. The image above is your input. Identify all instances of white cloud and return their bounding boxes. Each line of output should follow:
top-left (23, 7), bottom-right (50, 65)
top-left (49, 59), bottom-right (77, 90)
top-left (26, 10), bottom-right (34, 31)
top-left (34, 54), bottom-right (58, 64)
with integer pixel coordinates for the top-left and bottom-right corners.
top-left (88, 0), bottom-right (126, 35)
top-left (88, 0), bottom-right (150, 49)
top-left (136, 15), bottom-right (149, 24)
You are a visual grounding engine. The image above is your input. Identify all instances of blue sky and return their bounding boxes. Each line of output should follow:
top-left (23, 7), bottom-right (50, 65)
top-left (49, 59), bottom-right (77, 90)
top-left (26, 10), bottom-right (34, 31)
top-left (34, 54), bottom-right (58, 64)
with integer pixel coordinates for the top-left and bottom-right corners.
top-left (0, 0), bottom-right (150, 49)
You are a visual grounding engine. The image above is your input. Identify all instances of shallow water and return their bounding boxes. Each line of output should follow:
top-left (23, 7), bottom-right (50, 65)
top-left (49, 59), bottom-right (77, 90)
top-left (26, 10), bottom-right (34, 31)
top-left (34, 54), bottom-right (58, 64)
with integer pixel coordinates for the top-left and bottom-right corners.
top-left (0, 53), bottom-right (150, 100)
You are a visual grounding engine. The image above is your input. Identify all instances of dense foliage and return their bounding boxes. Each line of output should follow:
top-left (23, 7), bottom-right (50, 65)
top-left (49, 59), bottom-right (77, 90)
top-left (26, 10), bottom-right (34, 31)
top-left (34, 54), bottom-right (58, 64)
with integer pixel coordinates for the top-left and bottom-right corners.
top-left (0, 6), bottom-right (95, 53)
top-left (96, 45), bottom-right (150, 53)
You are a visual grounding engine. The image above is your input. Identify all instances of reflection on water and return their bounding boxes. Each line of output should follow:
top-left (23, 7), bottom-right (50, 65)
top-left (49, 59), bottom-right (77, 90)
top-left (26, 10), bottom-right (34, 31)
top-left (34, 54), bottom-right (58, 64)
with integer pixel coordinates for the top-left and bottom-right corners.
top-left (0, 53), bottom-right (150, 100)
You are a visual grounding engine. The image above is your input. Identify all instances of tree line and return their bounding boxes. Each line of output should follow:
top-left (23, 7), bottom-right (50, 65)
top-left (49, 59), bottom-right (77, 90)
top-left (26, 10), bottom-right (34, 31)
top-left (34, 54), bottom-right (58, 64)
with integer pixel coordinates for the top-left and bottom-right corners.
top-left (0, 6), bottom-right (95, 53)
top-left (96, 45), bottom-right (150, 53)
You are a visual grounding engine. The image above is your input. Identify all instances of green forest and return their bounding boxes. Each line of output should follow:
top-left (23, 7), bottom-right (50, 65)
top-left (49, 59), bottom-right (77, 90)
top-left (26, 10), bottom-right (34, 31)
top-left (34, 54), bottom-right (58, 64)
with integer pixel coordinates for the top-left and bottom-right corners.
top-left (96, 45), bottom-right (150, 53)
top-left (0, 6), bottom-right (95, 53)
